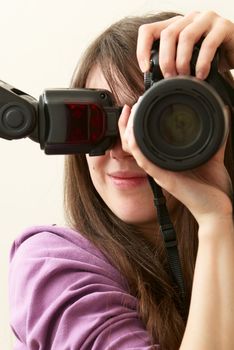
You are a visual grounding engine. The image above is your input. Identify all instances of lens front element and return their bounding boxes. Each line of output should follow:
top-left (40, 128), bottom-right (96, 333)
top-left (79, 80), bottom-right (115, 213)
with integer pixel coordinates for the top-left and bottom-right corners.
top-left (159, 103), bottom-right (201, 147)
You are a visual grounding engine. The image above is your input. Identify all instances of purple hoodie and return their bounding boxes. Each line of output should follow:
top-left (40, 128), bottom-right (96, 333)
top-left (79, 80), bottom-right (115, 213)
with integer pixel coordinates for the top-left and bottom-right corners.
top-left (9, 225), bottom-right (160, 349)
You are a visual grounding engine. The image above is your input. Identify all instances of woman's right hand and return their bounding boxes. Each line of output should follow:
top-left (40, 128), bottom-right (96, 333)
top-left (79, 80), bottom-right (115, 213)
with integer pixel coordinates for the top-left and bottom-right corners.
top-left (118, 12), bottom-right (234, 225)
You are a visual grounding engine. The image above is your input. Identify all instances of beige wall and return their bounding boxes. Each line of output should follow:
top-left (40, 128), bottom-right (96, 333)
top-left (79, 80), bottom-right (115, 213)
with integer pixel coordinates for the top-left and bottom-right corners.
top-left (1, 0), bottom-right (233, 348)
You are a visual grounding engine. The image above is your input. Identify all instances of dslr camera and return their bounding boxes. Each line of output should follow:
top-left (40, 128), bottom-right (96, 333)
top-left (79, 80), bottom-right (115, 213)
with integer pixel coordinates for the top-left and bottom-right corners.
top-left (134, 40), bottom-right (234, 170)
top-left (0, 40), bottom-right (233, 171)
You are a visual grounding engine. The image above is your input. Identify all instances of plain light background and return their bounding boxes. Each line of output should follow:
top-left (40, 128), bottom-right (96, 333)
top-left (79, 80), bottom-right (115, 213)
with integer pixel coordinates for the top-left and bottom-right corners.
top-left (1, 0), bottom-right (233, 348)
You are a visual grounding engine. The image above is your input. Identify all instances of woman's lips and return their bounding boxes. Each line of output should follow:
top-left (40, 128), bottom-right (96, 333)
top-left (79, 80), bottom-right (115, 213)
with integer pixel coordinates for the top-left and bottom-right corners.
top-left (108, 171), bottom-right (148, 188)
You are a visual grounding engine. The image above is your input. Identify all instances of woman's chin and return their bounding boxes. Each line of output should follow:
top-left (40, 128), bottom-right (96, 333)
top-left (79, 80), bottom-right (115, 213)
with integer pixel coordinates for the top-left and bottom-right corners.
top-left (113, 208), bottom-right (157, 227)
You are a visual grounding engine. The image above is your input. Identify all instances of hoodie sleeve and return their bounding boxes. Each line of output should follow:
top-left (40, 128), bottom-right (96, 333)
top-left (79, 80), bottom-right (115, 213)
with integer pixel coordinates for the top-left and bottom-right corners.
top-left (9, 226), bottom-right (159, 350)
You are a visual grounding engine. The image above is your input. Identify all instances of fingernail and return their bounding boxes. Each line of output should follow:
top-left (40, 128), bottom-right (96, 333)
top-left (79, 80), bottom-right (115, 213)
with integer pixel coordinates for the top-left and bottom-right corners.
top-left (165, 72), bottom-right (179, 79)
top-left (164, 72), bottom-right (172, 78)
top-left (139, 59), bottom-right (150, 73)
top-left (196, 70), bottom-right (205, 80)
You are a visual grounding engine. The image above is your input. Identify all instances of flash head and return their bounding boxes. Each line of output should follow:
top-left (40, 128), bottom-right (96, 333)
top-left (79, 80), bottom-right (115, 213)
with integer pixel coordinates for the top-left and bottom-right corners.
top-left (39, 89), bottom-right (121, 156)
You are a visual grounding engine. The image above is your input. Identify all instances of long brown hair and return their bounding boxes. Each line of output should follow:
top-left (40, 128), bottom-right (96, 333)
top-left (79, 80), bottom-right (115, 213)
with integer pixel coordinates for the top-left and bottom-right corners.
top-left (64, 12), bottom-right (234, 350)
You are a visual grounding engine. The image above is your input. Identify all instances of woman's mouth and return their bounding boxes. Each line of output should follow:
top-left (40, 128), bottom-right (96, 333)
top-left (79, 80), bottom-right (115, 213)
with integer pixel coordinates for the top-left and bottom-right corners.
top-left (108, 171), bottom-right (148, 188)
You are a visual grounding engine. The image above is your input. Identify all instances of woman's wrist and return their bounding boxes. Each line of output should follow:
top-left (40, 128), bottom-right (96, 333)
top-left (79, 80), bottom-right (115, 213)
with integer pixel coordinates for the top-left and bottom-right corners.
top-left (191, 186), bottom-right (233, 226)
top-left (198, 212), bottom-right (234, 241)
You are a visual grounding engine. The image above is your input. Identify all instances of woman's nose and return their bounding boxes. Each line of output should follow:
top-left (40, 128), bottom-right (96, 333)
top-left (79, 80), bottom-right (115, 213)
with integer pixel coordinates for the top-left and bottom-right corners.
top-left (109, 138), bottom-right (132, 160)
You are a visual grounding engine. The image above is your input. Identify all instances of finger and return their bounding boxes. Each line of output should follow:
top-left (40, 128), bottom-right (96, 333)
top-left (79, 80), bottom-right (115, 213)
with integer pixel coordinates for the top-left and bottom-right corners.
top-left (195, 27), bottom-right (228, 79)
top-left (120, 102), bottom-right (173, 184)
top-left (136, 16), bottom-right (182, 72)
top-left (174, 12), bottom-right (212, 76)
top-left (158, 12), bottom-right (200, 77)
top-left (118, 104), bottom-right (132, 153)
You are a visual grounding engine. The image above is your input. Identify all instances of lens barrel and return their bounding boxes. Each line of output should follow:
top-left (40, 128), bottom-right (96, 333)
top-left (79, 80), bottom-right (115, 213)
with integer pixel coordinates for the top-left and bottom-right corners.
top-left (133, 76), bottom-right (229, 171)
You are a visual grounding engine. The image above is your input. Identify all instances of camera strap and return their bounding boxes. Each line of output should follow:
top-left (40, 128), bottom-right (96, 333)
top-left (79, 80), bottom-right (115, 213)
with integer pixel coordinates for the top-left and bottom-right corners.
top-left (147, 175), bottom-right (187, 320)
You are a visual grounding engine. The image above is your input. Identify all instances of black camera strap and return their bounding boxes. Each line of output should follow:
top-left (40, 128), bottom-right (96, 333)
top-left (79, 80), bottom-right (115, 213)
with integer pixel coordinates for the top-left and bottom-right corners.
top-left (147, 175), bottom-right (187, 320)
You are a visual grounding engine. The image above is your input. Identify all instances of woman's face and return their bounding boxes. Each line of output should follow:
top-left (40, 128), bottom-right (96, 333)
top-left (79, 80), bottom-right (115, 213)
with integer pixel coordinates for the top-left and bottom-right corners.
top-left (85, 65), bottom-right (157, 234)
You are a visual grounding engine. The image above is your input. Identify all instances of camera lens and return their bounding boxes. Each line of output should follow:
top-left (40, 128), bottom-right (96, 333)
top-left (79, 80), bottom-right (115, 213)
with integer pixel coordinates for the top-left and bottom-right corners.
top-left (133, 77), bottom-right (228, 171)
top-left (159, 103), bottom-right (201, 147)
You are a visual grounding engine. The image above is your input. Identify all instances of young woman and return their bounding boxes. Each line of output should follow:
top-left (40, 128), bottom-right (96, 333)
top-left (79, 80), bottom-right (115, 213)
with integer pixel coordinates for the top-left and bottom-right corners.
top-left (9, 11), bottom-right (234, 350)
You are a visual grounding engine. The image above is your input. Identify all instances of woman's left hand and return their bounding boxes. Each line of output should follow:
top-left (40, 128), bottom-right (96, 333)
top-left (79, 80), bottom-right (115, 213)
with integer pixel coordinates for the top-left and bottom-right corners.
top-left (119, 103), bottom-right (232, 227)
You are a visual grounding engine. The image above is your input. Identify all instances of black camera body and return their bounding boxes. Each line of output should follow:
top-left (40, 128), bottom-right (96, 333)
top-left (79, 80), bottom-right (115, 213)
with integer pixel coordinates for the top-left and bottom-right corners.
top-left (133, 40), bottom-right (234, 170)
top-left (0, 41), bottom-right (233, 171)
